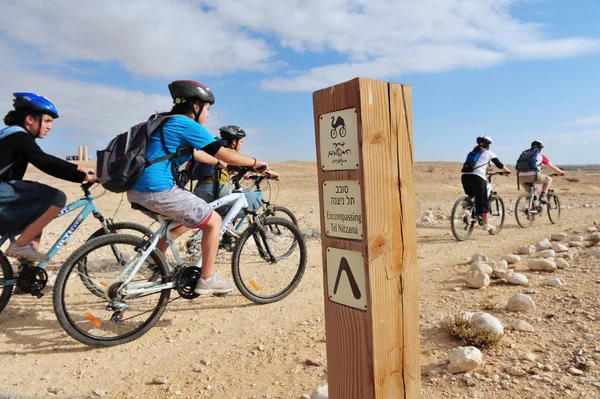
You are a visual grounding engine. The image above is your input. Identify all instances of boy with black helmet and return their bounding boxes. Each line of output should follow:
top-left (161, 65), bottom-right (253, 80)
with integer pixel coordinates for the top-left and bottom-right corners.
top-left (516, 140), bottom-right (565, 203)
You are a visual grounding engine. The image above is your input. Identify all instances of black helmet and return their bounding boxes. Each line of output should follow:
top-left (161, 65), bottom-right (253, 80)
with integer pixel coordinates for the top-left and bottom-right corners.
top-left (219, 125), bottom-right (246, 141)
top-left (531, 140), bottom-right (544, 149)
top-left (168, 80), bottom-right (215, 105)
top-left (476, 135), bottom-right (493, 146)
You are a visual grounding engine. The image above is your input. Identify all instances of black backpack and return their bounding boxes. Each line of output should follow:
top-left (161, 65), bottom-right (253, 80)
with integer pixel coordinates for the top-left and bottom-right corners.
top-left (515, 148), bottom-right (540, 173)
top-left (96, 114), bottom-right (192, 193)
top-left (461, 150), bottom-right (484, 173)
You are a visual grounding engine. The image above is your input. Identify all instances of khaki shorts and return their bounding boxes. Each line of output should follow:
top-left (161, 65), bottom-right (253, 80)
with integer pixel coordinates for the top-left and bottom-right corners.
top-left (127, 185), bottom-right (213, 228)
top-left (519, 173), bottom-right (551, 193)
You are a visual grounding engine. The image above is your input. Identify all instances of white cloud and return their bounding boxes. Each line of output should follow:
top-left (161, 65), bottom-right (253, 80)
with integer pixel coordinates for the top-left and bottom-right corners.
top-left (542, 130), bottom-right (600, 145)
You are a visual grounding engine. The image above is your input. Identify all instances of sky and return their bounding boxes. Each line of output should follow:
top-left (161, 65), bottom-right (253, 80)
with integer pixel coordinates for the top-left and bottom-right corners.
top-left (1, 0), bottom-right (599, 165)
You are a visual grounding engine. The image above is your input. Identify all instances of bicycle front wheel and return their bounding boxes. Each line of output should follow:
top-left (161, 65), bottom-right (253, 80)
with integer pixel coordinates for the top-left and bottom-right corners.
top-left (53, 234), bottom-right (171, 347)
top-left (451, 197), bottom-right (475, 241)
top-left (515, 195), bottom-right (534, 228)
top-left (488, 195), bottom-right (505, 235)
top-left (0, 253), bottom-right (13, 314)
top-left (547, 193), bottom-right (561, 224)
top-left (269, 206), bottom-right (299, 227)
top-left (232, 217), bottom-right (306, 304)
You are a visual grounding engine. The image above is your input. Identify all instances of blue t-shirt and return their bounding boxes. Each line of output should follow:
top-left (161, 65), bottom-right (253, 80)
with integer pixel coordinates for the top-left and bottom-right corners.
top-left (132, 115), bottom-right (216, 192)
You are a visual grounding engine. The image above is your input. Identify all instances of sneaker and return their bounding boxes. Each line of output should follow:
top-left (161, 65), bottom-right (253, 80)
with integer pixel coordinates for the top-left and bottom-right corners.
top-left (482, 224), bottom-right (495, 232)
top-left (539, 194), bottom-right (548, 204)
top-left (194, 273), bottom-right (235, 295)
top-left (5, 242), bottom-right (49, 263)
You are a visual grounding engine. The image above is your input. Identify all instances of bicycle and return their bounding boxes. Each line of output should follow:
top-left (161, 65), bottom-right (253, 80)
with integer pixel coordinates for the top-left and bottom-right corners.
top-left (450, 172), bottom-right (507, 241)
top-left (514, 173), bottom-right (561, 228)
top-left (0, 183), bottom-right (152, 314)
top-left (52, 175), bottom-right (307, 347)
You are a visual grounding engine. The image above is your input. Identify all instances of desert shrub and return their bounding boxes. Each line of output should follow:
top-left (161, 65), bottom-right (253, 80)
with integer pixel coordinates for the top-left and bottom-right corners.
top-left (446, 313), bottom-right (502, 350)
top-left (479, 297), bottom-right (500, 311)
top-left (566, 177), bottom-right (580, 183)
top-left (426, 165), bottom-right (435, 173)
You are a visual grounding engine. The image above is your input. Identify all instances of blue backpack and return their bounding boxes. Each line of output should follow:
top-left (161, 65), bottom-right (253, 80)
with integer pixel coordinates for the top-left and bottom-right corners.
top-left (461, 150), bottom-right (484, 173)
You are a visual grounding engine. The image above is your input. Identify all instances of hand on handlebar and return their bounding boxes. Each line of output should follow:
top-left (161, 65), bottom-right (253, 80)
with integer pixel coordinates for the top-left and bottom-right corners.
top-left (80, 168), bottom-right (97, 183)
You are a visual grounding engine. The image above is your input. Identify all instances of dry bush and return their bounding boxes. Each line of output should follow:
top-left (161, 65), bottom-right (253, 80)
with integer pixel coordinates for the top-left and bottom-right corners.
top-left (479, 297), bottom-right (500, 311)
top-left (566, 177), bottom-right (580, 183)
top-left (426, 165), bottom-right (435, 173)
top-left (446, 313), bottom-right (503, 350)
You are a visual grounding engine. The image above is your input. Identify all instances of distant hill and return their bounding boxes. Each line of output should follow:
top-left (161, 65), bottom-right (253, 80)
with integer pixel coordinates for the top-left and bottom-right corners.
top-left (556, 164), bottom-right (600, 171)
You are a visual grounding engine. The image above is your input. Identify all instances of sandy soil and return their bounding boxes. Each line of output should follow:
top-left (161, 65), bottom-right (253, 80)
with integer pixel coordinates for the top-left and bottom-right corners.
top-left (1, 161), bottom-right (600, 399)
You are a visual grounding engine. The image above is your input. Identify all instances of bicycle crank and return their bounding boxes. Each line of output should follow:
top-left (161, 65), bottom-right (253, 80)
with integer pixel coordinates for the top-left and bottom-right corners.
top-left (16, 265), bottom-right (48, 298)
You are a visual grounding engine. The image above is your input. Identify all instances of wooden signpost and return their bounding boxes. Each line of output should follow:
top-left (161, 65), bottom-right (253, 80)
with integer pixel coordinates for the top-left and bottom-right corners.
top-left (313, 77), bottom-right (420, 398)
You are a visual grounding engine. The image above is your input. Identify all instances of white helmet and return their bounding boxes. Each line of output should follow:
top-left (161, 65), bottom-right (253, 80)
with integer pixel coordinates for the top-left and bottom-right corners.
top-left (477, 135), bottom-right (493, 146)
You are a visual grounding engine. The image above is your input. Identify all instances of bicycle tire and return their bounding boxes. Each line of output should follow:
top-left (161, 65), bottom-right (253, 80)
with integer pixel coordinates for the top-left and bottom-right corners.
top-left (0, 253), bottom-right (13, 314)
top-left (547, 193), bottom-right (561, 224)
top-left (79, 222), bottom-right (154, 297)
top-left (488, 195), bottom-right (505, 235)
top-left (515, 195), bottom-right (534, 228)
top-left (451, 197), bottom-right (475, 241)
top-left (330, 128), bottom-right (337, 139)
top-left (231, 217), bottom-right (306, 304)
top-left (53, 234), bottom-right (170, 347)
top-left (270, 206), bottom-right (299, 227)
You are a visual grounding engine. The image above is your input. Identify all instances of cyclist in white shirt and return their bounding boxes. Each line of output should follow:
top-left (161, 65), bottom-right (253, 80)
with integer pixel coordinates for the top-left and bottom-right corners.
top-left (461, 136), bottom-right (511, 231)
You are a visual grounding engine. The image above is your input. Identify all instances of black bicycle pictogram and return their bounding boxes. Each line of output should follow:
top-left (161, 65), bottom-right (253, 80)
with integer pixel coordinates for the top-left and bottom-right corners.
top-left (330, 116), bottom-right (347, 139)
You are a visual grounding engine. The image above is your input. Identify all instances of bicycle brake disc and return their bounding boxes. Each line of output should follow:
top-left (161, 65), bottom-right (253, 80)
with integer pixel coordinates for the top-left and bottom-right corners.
top-left (175, 266), bottom-right (201, 299)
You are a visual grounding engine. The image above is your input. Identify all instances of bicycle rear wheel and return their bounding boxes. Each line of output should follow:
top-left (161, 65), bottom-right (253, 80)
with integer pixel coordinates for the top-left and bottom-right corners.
top-left (270, 206), bottom-right (298, 227)
top-left (232, 217), bottom-right (306, 304)
top-left (547, 193), bottom-right (561, 224)
top-left (488, 195), bottom-right (505, 235)
top-left (0, 253), bottom-right (13, 314)
top-left (53, 234), bottom-right (170, 347)
top-left (451, 197), bottom-right (475, 241)
top-left (515, 195), bottom-right (534, 228)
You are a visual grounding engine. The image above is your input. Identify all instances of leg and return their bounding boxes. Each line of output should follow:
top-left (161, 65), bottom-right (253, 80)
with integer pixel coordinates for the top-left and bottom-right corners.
top-left (199, 212), bottom-right (222, 278)
top-left (157, 225), bottom-right (190, 253)
top-left (15, 206), bottom-right (61, 246)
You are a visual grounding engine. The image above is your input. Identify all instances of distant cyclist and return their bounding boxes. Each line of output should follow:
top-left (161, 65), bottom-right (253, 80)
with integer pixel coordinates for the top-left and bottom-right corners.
top-left (460, 135), bottom-right (511, 231)
top-left (516, 140), bottom-right (565, 203)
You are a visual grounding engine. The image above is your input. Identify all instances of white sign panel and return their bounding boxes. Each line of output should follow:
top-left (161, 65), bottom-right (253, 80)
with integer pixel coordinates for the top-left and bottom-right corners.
top-left (319, 108), bottom-right (359, 170)
top-left (322, 180), bottom-right (363, 240)
top-left (326, 247), bottom-right (367, 311)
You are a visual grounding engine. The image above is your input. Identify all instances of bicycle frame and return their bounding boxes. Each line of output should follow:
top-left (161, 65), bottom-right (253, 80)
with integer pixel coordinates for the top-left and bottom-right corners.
top-left (0, 190), bottom-right (103, 286)
top-left (115, 191), bottom-right (249, 297)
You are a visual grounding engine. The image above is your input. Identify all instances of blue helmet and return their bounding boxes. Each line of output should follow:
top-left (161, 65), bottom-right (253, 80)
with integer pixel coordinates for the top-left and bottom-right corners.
top-left (13, 92), bottom-right (59, 119)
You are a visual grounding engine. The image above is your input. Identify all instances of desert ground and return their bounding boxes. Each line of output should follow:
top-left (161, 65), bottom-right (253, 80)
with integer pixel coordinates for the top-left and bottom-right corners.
top-left (1, 160), bottom-right (600, 399)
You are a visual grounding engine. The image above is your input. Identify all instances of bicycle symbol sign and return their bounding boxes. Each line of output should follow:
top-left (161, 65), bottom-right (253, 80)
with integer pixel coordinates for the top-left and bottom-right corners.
top-left (330, 116), bottom-right (347, 139)
top-left (319, 108), bottom-right (359, 171)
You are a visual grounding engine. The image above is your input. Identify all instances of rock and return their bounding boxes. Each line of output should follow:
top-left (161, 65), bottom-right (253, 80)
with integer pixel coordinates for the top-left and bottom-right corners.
top-left (509, 320), bottom-right (535, 332)
top-left (493, 269), bottom-right (513, 279)
top-left (538, 249), bottom-right (556, 258)
top-left (471, 252), bottom-right (489, 263)
top-left (588, 226), bottom-right (598, 233)
top-left (505, 366), bottom-right (527, 376)
top-left (516, 245), bottom-right (536, 255)
top-left (502, 254), bottom-right (521, 264)
top-left (470, 262), bottom-right (493, 276)
top-left (311, 384), bottom-right (328, 399)
top-left (489, 260), bottom-right (509, 270)
top-left (555, 258), bottom-right (569, 269)
top-left (93, 389), bottom-right (108, 397)
top-left (571, 235), bottom-right (584, 242)
top-left (505, 273), bottom-right (528, 285)
top-left (590, 232), bottom-right (600, 245)
top-left (552, 243), bottom-right (569, 252)
top-left (507, 294), bottom-right (535, 312)
top-left (448, 347), bottom-right (483, 374)
top-left (422, 216), bottom-right (434, 224)
top-left (551, 233), bottom-right (568, 241)
top-left (301, 395), bottom-right (311, 399)
top-left (522, 353), bottom-right (537, 362)
top-left (423, 210), bottom-right (434, 219)
top-left (545, 278), bottom-right (567, 288)
top-left (569, 241), bottom-right (586, 248)
top-left (535, 239), bottom-right (552, 251)
top-left (465, 271), bottom-right (490, 289)
top-left (567, 367), bottom-right (584, 376)
top-left (305, 358), bottom-right (323, 367)
top-left (587, 249), bottom-right (600, 258)
top-left (470, 312), bottom-right (504, 336)
top-left (527, 258), bottom-right (557, 272)
top-left (152, 376), bottom-right (168, 385)
top-left (300, 228), bottom-right (314, 237)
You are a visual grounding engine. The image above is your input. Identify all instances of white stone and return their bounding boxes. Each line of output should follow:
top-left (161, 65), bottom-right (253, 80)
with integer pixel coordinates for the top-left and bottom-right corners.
top-left (509, 320), bottom-right (535, 332)
top-left (493, 269), bottom-right (513, 279)
top-left (502, 254), bottom-right (521, 265)
top-left (545, 278), bottom-right (567, 288)
top-left (505, 366), bottom-right (527, 376)
top-left (590, 232), bottom-right (600, 245)
top-left (535, 239), bottom-right (552, 251)
top-left (448, 347), bottom-right (483, 374)
top-left (516, 245), bottom-right (536, 255)
top-left (423, 210), bottom-right (434, 219)
top-left (588, 226), bottom-right (598, 233)
top-left (527, 258), bottom-right (557, 272)
top-left (552, 243), bottom-right (569, 253)
top-left (569, 241), bottom-right (586, 248)
top-left (571, 236), bottom-right (584, 242)
top-left (505, 273), bottom-right (528, 285)
top-left (470, 312), bottom-right (504, 336)
top-left (555, 258), bottom-right (569, 269)
top-left (471, 252), bottom-right (489, 263)
top-left (587, 249), bottom-right (600, 258)
top-left (507, 294), bottom-right (535, 312)
top-left (537, 249), bottom-right (556, 258)
top-left (422, 216), bottom-right (434, 224)
top-left (311, 385), bottom-right (328, 399)
top-left (551, 233), bottom-right (568, 241)
top-left (470, 262), bottom-right (493, 276)
top-left (465, 271), bottom-right (490, 289)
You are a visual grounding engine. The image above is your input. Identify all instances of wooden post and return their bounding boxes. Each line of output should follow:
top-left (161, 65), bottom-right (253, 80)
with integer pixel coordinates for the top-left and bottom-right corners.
top-left (77, 145), bottom-right (83, 161)
top-left (312, 77), bottom-right (420, 398)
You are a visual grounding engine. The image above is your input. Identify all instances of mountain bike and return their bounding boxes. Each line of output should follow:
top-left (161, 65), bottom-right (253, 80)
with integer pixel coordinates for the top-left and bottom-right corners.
top-left (53, 175), bottom-right (307, 347)
top-left (451, 172), bottom-right (507, 241)
top-left (0, 183), bottom-right (152, 314)
top-left (514, 173), bottom-right (561, 228)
